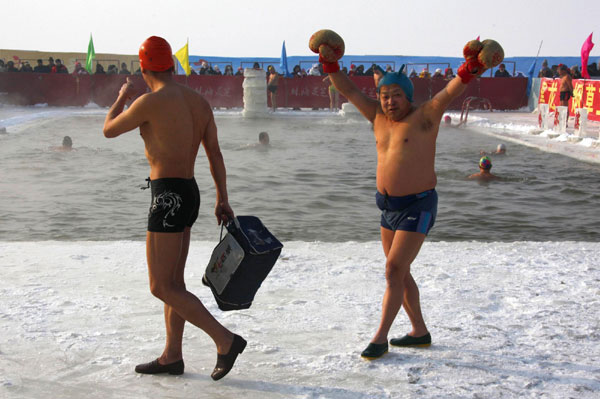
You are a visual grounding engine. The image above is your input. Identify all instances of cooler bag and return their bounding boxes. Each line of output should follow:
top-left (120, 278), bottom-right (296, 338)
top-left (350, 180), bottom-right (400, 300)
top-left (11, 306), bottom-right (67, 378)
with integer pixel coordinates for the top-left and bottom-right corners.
top-left (203, 216), bottom-right (283, 311)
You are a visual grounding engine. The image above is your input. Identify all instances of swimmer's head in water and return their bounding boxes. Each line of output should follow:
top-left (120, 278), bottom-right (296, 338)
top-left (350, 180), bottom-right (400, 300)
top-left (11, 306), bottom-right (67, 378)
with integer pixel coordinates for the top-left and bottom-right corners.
top-left (259, 132), bottom-right (270, 145)
top-left (376, 64), bottom-right (414, 103)
top-left (62, 136), bottom-right (72, 148)
top-left (444, 115), bottom-right (452, 124)
top-left (479, 156), bottom-right (492, 170)
top-left (497, 143), bottom-right (506, 153)
top-left (139, 36), bottom-right (174, 72)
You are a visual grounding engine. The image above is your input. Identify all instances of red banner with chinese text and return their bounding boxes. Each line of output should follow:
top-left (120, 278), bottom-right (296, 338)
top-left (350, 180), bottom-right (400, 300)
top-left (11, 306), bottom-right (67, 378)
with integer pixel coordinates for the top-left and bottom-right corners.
top-left (539, 78), bottom-right (600, 121)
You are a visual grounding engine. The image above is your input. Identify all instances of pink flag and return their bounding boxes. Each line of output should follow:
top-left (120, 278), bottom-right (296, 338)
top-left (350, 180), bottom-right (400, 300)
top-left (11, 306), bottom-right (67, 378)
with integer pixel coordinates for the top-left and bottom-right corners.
top-left (476, 35), bottom-right (480, 41)
top-left (581, 33), bottom-right (594, 79)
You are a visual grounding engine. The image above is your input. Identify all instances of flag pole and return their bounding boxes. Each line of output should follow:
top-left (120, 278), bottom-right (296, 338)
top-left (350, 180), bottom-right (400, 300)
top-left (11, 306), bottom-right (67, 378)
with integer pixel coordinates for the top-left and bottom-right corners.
top-left (185, 37), bottom-right (189, 86)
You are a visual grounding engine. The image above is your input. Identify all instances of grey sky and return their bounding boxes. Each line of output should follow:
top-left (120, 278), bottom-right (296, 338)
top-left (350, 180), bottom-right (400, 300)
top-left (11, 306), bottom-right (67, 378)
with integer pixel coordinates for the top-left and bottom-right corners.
top-left (4, 0), bottom-right (599, 58)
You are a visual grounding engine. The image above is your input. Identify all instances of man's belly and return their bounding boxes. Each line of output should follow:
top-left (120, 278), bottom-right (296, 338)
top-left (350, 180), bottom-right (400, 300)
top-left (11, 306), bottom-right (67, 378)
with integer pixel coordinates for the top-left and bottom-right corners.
top-left (376, 165), bottom-right (437, 197)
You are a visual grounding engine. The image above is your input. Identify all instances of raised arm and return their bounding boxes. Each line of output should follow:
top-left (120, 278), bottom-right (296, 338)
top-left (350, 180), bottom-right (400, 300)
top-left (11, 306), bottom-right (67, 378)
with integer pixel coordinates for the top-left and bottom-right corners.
top-left (202, 111), bottom-right (234, 224)
top-left (424, 39), bottom-right (504, 122)
top-left (328, 71), bottom-right (378, 122)
top-left (424, 76), bottom-right (468, 122)
top-left (309, 29), bottom-right (378, 123)
top-left (103, 77), bottom-right (148, 138)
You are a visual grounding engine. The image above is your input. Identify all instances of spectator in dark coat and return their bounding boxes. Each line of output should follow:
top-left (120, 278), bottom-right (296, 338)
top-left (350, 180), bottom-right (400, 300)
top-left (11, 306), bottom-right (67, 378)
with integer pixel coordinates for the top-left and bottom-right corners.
top-left (538, 59), bottom-right (553, 78)
top-left (494, 63), bottom-right (511, 77)
top-left (34, 59), bottom-right (49, 73)
top-left (53, 59), bottom-right (69, 74)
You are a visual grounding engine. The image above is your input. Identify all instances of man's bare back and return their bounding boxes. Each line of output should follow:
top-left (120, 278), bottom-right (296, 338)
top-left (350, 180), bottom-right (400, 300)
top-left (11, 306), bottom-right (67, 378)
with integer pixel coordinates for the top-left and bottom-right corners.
top-left (105, 80), bottom-right (213, 180)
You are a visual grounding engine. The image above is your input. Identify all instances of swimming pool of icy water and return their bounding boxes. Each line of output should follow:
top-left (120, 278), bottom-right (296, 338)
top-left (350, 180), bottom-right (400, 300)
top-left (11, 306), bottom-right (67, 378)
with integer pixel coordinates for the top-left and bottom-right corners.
top-left (1, 108), bottom-right (599, 242)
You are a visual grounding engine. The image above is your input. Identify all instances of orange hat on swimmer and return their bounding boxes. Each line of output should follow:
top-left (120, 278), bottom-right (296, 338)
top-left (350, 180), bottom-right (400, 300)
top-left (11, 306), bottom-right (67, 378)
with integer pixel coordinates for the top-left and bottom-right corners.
top-left (139, 36), bottom-right (174, 72)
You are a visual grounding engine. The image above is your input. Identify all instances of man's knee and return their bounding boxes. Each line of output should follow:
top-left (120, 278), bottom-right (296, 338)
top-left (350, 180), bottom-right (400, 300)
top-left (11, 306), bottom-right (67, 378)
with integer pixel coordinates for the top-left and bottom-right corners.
top-left (149, 279), bottom-right (185, 301)
top-left (385, 259), bottom-right (410, 285)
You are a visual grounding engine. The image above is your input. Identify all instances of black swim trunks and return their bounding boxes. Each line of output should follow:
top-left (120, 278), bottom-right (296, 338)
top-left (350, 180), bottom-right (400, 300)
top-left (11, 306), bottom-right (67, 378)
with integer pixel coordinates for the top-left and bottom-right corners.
top-left (267, 85), bottom-right (278, 93)
top-left (148, 177), bottom-right (200, 233)
top-left (560, 91), bottom-right (572, 101)
top-left (375, 189), bottom-right (437, 235)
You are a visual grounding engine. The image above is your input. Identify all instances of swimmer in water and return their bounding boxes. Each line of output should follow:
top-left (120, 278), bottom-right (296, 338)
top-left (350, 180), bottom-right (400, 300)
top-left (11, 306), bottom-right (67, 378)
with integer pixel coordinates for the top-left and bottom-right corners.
top-left (468, 156), bottom-right (499, 181)
top-left (480, 143), bottom-right (506, 156)
top-left (236, 132), bottom-right (270, 150)
top-left (258, 131), bottom-right (270, 145)
top-left (0, 127), bottom-right (7, 134)
top-left (102, 36), bottom-right (244, 381)
top-left (310, 29), bottom-right (505, 359)
top-left (50, 136), bottom-right (74, 151)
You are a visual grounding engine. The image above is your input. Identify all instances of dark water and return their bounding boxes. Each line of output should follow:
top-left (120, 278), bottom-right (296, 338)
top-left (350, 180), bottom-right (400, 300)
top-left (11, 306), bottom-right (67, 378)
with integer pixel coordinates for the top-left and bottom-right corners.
top-left (1, 107), bottom-right (599, 242)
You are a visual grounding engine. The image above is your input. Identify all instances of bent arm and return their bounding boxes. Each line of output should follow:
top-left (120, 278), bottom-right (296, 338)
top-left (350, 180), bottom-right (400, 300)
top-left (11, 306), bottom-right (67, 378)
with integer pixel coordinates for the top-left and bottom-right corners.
top-left (328, 71), bottom-right (379, 123)
top-left (423, 76), bottom-right (467, 122)
top-left (103, 93), bottom-right (149, 138)
top-left (202, 115), bottom-right (228, 203)
top-left (203, 114), bottom-right (235, 224)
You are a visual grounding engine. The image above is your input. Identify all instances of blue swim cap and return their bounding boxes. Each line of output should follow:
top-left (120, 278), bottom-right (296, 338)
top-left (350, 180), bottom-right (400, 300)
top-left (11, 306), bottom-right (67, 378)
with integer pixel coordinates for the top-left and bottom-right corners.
top-left (479, 156), bottom-right (492, 169)
top-left (376, 64), bottom-right (414, 103)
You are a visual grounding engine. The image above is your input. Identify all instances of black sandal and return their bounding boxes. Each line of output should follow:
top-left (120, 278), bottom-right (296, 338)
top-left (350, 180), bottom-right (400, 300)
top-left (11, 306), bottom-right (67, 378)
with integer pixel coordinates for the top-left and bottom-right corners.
top-left (211, 334), bottom-right (247, 381)
top-left (134, 358), bottom-right (184, 375)
top-left (360, 342), bottom-right (388, 359)
top-left (390, 333), bottom-right (431, 347)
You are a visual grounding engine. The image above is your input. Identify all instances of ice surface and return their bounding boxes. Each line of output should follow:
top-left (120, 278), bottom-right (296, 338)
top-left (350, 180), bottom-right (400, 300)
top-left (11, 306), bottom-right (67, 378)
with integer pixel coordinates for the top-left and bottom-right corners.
top-left (447, 111), bottom-right (600, 164)
top-left (1, 241), bottom-right (599, 398)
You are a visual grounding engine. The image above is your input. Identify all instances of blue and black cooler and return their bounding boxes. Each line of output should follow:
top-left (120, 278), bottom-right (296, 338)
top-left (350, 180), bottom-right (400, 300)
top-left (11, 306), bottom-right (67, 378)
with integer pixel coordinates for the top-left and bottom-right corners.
top-left (203, 216), bottom-right (283, 311)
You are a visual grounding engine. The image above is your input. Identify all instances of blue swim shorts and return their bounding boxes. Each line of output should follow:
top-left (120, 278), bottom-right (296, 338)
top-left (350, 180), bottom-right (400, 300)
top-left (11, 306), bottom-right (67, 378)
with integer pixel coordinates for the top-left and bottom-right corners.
top-left (375, 189), bottom-right (438, 235)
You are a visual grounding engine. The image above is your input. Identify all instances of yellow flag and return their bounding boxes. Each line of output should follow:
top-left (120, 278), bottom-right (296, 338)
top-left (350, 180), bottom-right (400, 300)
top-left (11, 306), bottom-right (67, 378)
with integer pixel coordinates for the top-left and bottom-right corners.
top-left (175, 40), bottom-right (191, 76)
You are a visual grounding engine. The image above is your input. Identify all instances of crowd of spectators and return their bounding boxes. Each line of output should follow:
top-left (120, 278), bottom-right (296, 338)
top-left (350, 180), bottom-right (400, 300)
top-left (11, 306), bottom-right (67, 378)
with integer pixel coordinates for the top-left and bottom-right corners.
top-left (0, 57), bottom-right (71, 73)
top-left (0, 57), bottom-right (138, 75)
top-left (3, 56), bottom-right (599, 81)
top-left (538, 59), bottom-right (600, 79)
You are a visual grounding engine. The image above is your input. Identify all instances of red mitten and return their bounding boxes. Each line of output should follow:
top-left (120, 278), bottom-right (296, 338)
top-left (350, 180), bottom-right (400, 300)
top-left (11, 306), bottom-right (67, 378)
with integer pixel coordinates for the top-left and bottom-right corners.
top-left (458, 39), bottom-right (504, 84)
top-left (463, 40), bottom-right (483, 60)
top-left (318, 54), bottom-right (340, 73)
top-left (478, 39), bottom-right (504, 69)
top-left (309, 29), bottom-right (345, 74)
top-left (457, 58), bottom-right (485, 84)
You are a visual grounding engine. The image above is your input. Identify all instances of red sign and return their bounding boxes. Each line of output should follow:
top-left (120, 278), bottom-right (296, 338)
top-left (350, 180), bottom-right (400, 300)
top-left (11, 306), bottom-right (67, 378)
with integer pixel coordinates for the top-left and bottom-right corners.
top-left (539, 78), bottom-right (600, 121)
top-left (0, 73), bottom-right (529, 111)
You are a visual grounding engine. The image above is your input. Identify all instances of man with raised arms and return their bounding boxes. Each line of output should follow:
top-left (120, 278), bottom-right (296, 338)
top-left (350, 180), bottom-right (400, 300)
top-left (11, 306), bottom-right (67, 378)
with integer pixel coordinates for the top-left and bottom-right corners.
top-left (309, 30), bottom-right (503, 359)
top-left (103, 36), bottom-right (246, 380)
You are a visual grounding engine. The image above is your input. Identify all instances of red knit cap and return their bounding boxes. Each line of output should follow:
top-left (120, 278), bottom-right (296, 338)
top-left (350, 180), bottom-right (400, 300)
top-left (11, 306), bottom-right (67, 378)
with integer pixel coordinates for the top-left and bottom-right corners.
top-left (139, 36), bottom-right (174, 72)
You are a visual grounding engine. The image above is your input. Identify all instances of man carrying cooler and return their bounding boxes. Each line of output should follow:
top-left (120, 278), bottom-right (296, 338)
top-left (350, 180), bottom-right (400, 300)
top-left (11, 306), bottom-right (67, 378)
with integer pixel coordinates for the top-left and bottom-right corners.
top-left (309, 30), bottom-right (503, 359)
top-left (103, 36), bottom-right (246, 380)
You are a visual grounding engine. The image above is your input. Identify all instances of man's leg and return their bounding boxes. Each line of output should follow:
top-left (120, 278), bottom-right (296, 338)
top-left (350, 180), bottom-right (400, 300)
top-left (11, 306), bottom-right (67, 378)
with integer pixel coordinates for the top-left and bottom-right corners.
top-left (158, 227), bottom-right (191, 364)
top-left (146, 231), bottom-right (234, 355)
top-left (371, 228), bottom-right (426, 344)
top-left (402, 272), bottom-right (429, 337)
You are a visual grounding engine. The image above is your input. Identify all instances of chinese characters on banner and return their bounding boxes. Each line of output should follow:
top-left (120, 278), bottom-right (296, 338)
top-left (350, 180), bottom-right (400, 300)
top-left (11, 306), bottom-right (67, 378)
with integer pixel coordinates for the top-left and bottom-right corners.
top-left (539, 78), bottom-right (600, 121)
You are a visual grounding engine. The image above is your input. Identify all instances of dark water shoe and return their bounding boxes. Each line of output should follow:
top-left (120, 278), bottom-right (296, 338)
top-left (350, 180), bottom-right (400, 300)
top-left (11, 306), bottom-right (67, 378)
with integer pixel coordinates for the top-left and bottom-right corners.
top-left (211, 334), bottom-right (247, 381)
top-left (360, 342), bottom-right (389, 359)
top-left (135, 358), bottom-right (184, 375)
top-left (390, 333), bottom-right (432, 347)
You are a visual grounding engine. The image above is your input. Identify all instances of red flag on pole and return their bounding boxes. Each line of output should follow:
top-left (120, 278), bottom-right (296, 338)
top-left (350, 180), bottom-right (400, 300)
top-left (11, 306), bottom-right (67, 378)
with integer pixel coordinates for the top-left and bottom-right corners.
top-left (581, 33), bottom-right (594, 79)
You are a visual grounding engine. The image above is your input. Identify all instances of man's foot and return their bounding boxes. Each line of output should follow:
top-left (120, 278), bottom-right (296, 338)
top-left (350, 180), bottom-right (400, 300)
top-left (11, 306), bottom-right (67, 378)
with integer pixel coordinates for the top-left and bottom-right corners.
top-left (211, 334), bottom-right (247, 381)
top-left (390, 332), bottom-right (432, 347)
top-left (360, 342), bottom-right (388, 359)
top-left (135, 358), bottom-right (184, 375)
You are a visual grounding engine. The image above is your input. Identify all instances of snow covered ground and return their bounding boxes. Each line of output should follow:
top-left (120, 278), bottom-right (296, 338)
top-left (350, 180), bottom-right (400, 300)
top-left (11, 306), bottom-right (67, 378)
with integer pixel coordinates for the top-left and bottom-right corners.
top-left (1, 241), bottom-right (599, 398)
